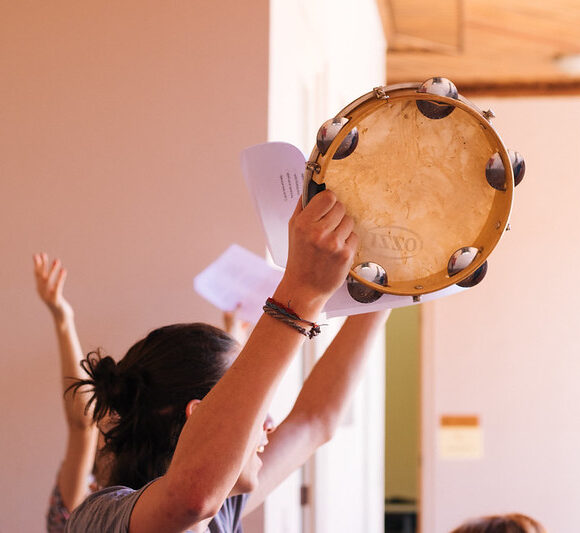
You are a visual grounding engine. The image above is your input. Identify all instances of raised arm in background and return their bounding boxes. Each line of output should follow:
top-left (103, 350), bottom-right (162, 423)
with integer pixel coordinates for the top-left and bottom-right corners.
top-left (222, 304), bottom-right (251, 345)
top-left (34, 253), bottom-right (98, 513)
top-left (244, 308), bottom-right (391, 513)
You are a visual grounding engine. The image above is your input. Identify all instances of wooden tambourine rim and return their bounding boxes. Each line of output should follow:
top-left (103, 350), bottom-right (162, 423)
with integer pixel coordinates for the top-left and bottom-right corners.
top-left (303, 84), bottom-right (514, 296)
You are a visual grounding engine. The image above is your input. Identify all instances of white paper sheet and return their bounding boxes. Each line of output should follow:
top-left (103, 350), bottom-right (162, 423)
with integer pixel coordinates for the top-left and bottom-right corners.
top-left (193, 244), bottom-right (284, 324)
top-left (240, 142), bottom-right (305, 268)
top-left (324, 282), bottom-right (465, 318)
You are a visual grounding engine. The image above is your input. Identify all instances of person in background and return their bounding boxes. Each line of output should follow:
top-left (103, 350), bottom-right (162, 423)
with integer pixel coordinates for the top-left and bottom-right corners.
top-left (65, 191), bottom-right (390, 533)
top-left (450, 513), bottom-right (547, 533)
top-left (37, 253), bottom-right (261, 532)
top-left (222, 304), bottom-right (251, 346)
top-left (34, 253), bottom-right (100, 532)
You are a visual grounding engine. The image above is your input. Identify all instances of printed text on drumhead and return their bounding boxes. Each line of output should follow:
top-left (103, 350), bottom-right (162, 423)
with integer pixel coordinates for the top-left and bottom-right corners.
top-left (363, 227), bottom-right (423, 259)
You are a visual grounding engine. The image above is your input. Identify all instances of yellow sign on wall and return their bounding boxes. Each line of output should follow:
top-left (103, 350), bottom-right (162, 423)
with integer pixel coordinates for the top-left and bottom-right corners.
top-left (438, 415), bottom-right (483, 460)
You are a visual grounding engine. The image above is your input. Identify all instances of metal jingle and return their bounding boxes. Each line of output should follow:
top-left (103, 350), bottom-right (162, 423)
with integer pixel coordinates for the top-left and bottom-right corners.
top-left (486, 150), bottom-right (525, 190)
top-left (416, 77), bottom-right (458, 120)
top-left (485, 152), bottom-right (506, 190)
top-left (448, 246), bottom-right (488, 288)
top-left (316, 117), bottom-right (359, 160)
top-left (347, 262), bottom-right (387, 304)
top-left (418, 77), bottom-right (459, 99)
top-left (509, 150), bottom-right (526, 186)
top-left (447, 247), bottom-right (480, 276)
top-left (456, 261), bottom-right (488, 288)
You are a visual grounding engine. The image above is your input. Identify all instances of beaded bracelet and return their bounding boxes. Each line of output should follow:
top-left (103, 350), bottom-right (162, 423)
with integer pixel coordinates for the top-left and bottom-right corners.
top-left (263, 297), bottom-right (324, 339)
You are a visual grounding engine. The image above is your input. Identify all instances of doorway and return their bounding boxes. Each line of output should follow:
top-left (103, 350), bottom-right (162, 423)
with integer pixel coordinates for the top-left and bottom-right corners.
top-left (385, 306), bottom-right (421, 533)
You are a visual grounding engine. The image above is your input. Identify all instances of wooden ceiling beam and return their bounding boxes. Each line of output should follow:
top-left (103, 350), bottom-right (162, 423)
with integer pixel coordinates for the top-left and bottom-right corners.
top-left (379, 0), bottom-right (580, 95)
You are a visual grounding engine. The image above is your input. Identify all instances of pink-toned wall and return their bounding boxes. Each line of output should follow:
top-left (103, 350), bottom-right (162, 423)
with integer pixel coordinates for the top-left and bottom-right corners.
top-left (0, 2), bottom-right (269, 530)
top-left (421, 96), bottom-right (580, 533)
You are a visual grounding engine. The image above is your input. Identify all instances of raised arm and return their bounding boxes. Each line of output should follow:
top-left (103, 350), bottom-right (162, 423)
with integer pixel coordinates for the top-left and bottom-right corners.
top-left (244, 309), bottom-right (391, 512)
top-left (34, 253), bottom-right (98, 510)
top-left (222, 304), bottom-right (251, 345)
top-left (130, 190), bottom-right (357, 533)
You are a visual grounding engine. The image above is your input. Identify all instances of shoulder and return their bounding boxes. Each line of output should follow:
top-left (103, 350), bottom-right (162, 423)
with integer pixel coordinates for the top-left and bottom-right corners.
top-left (66, 488), bottom-right (248, 533)
top-left (65, 485), bottom-right (144, 533)
top-left (209, 494), bottom-right (249, 533)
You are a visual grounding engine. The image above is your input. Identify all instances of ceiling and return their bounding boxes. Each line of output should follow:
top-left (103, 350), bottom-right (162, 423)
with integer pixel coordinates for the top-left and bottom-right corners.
top-left (377, 0), bottom-right (580, 95)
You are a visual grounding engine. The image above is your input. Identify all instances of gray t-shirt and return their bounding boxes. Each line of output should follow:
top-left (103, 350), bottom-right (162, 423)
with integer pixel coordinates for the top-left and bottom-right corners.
top-left (65, 483), bottom-right (247, 533)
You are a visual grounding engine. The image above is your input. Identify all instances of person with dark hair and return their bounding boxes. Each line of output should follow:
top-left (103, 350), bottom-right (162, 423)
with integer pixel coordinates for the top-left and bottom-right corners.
top-left (65, 191), bottom-right (389, 533)
top-left (450, 513), bottom-right (547, 533)
top-left (37, 253), bottom-right (261, 532)
top-left (82, 322), bottom-right (239, 491)
top-left (33, 253), bottom-right (100, 532)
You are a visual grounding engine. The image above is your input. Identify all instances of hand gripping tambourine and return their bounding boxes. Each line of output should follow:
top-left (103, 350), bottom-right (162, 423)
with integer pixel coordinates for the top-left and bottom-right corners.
top-left (303, 77), bottom-right (525, 303)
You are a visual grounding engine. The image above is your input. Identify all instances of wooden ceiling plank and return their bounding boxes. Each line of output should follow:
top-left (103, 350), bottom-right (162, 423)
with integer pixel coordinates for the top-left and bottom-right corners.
top-left (386, 0), bottom-right (461, 49)
top-left (385, 0), bottom-right (580, 94)
top-left (465, 19), bottom-right (580, 53)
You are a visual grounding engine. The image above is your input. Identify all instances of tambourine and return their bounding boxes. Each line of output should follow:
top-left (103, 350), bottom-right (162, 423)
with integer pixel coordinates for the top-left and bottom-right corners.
top-left (302, 77), bottom-right (525, 303)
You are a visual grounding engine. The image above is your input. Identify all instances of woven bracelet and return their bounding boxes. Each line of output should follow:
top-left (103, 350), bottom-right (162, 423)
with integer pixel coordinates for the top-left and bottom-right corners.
top-left (263, 297), bottom-right (324, 339)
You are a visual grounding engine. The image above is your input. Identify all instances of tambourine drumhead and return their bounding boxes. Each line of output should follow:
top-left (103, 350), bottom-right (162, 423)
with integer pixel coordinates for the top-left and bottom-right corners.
top-left (303, 83), bottom-right (514, 297)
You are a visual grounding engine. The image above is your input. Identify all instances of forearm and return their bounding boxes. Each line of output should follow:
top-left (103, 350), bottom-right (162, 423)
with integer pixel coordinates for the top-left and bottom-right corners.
top-left (132, 191), bottom-right (357, 532)
top-left (58, 426), bottom-right (99, 510)
top-left (290, 310), bottom-right (390, 444)
top-left (244, 310), bottom-right (391, 512)
top-left (52, 312), bottom-right (94, 428)
top-left (163, 282), bottom-right (326, 524)
top-left (53, 311), bottom-right (99, 505)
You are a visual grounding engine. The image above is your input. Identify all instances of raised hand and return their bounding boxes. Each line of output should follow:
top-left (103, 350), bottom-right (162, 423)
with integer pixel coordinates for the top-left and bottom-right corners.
top-left (223, 304), bottom-right (251, 345)
top-left (281, 190), bottom-right (357, 309)
top-left (33, 253), bottom-right (73, 322)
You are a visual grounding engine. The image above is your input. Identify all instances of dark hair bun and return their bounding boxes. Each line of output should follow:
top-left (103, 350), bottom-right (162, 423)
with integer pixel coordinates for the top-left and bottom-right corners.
top-left (80, 351), bottom-right (130, 417)
top-left (79, 350), bottom-right (150, 420)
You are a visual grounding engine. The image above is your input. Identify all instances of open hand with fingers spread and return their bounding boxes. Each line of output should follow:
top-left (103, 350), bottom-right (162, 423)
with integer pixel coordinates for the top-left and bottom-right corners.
top-left (33, 253), bottom-right (73, 322)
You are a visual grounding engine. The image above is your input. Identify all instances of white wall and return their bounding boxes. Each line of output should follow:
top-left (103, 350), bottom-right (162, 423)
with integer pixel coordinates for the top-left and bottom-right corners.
top-left (421, 96), bottom-right (580, 533)
top-left (268, 1), bottom-right (387, 532)
top-left (269, 0), bottom-right (388, 153)
top-left (1, 2), bottom-right (389, 531)
top-left (0, 2), bottom-right (269, 531)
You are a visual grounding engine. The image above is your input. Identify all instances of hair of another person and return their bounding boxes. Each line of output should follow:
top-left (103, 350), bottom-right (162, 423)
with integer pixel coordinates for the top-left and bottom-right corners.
top-left (450, 513), bottom-right (547, 533)
top-left (69, 323), bottom-right (237, 489)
